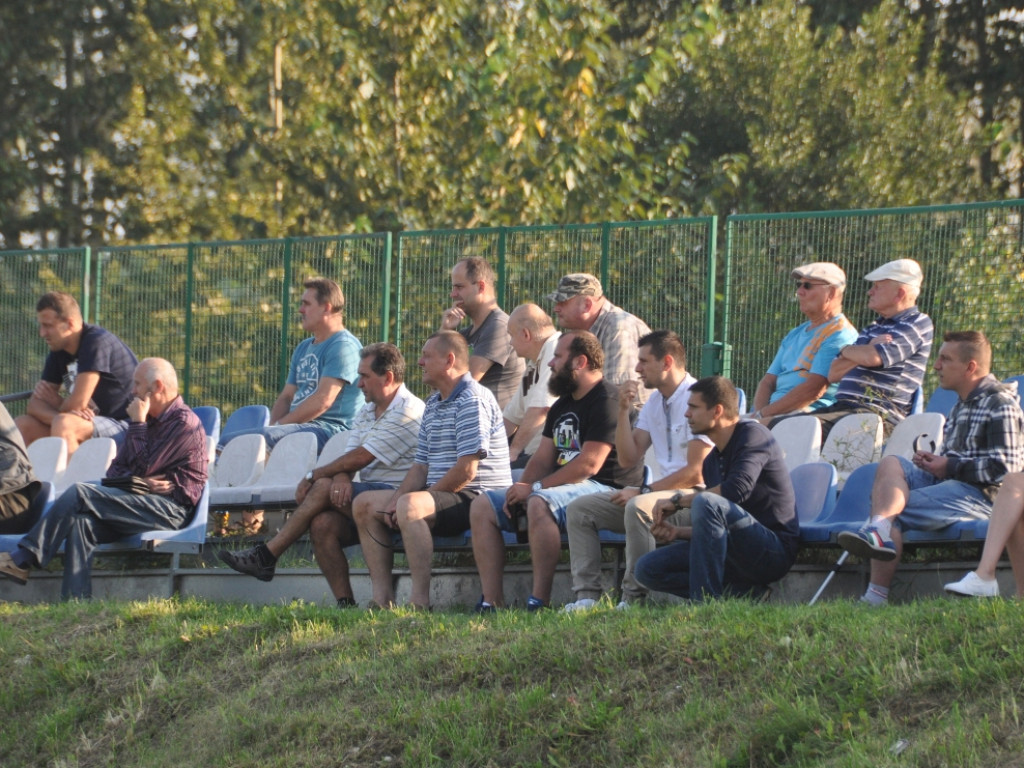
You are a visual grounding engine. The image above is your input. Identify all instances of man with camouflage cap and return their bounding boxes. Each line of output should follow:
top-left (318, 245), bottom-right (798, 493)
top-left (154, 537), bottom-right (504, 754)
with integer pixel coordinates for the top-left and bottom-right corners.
top-left (547, 273), bottom-right (652, 402)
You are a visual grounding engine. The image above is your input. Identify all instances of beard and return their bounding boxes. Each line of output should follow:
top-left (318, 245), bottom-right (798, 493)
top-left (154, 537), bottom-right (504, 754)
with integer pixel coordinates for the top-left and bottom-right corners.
top-left (548, 362), bottom-right (577, 398)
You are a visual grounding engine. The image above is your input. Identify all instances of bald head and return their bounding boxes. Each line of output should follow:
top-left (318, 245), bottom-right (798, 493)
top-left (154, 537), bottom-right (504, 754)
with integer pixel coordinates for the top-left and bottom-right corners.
top-left (132, 358), bottom-right (181, 417)
top-left (509, 303), bottom-right (554, 336)
top-left (508, 303), bottom-right (556, 359)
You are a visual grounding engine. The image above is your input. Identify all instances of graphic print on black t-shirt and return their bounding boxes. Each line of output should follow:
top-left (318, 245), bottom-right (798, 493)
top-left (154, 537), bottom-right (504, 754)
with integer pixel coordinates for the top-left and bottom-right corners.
top-left (552, 412), bottom-right (581, 465)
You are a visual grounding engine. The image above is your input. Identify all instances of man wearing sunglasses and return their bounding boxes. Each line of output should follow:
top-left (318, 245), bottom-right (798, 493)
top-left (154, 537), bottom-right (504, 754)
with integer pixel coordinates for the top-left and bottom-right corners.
top-left (750, 263), bottom-right (857, 423)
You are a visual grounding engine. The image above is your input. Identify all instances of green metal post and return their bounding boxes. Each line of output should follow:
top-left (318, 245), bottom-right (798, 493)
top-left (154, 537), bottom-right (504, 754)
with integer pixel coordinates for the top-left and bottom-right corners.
top-left (496, 227), bottom-right (507, 307)
top-left (183, 242), bottom-right (196, 403)
top-left (279, 238), bottom-right (294, 390)
top-left (394, 235), bottom-right (405, 350)
top-left (82, 247), bottom-right (92, 323)
top-left (381, 232), bottom-right (393, 343)
top-left (599, 223), bottom-right (611, 288)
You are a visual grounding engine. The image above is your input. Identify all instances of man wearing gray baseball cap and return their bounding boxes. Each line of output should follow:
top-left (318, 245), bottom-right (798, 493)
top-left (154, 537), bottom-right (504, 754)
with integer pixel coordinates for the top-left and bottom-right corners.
top-left (546, 273), bottom-right (652, 402)
top-left (750, 262), bottom-right (858, 422)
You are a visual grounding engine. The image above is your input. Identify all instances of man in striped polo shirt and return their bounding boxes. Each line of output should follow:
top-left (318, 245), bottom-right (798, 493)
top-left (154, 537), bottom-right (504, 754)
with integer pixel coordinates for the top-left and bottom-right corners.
top-left (806, 259), bottom-right (933, 439)
top-left (352, 331), bottom-right (511, 610)
top-left (217, 343), bottom-right (424, 608)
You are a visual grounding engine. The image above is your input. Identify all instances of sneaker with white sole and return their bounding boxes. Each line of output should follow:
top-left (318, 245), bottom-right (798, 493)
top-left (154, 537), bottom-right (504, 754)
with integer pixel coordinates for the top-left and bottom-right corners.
top-left (218, 546), bottom-right (275, 581)
top-left (561, 598), bottom-right (598, 613)
top-left (944, 571), bottom-right (999, 598)
top-left (837, 525), bottom-right (897, 561)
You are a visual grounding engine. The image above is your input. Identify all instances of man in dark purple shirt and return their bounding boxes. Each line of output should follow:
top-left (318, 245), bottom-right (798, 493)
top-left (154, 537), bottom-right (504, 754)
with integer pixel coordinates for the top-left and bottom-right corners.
top-left (0, 358), bottom-right (207, 599)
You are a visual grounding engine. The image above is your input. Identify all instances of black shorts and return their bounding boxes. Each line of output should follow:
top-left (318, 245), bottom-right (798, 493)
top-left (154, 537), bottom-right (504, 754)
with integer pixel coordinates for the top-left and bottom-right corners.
top-left (427, 490), bottom-right (480, 537)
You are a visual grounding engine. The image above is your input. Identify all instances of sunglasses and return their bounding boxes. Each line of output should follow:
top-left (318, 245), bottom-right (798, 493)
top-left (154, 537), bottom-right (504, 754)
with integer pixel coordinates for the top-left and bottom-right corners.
top-left (794, 280), bottom-right (829, 290)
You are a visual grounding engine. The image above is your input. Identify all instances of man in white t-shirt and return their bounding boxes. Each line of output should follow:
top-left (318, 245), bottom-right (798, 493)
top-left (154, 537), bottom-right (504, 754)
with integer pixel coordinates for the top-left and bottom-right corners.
top-left (502, 303), bottom-right (560, 468)
top-left (564, 330), bottom-right (713, 609)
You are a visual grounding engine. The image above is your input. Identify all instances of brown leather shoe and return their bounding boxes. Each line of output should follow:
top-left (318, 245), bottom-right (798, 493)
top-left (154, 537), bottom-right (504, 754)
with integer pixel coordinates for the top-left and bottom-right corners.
top-left (0, 552), bottom-right (29, 585)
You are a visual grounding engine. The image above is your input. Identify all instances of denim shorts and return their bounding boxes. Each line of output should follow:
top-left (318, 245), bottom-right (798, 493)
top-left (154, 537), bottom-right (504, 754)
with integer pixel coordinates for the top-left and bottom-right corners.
top-left (892, 456), bottom-right (992, 531)
top-left (93, 416), bottom-right (128, 442)
top-left (482, 478), bottom-right (616, 531)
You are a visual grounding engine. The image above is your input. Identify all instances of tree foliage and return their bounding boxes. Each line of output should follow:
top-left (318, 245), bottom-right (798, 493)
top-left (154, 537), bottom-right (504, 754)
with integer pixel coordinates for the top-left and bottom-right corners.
top-left (0, 0), bottom-right (1018, 248)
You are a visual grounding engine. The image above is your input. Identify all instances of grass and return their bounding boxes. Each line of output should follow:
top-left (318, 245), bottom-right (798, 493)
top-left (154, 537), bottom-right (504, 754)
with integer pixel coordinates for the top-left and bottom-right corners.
top-left (2, 597), bottom-right (1024, 767)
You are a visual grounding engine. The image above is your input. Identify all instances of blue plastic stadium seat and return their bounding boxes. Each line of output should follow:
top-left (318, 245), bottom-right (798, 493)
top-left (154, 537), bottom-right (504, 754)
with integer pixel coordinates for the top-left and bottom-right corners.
top-left (192, 405), bottom-right (221, 444)
top-left (925, 387), bottom-right (958, 417)
top-left (798, 463), bottom-right (877, 543)
top-left (219, 404), bottom-right (270, 445)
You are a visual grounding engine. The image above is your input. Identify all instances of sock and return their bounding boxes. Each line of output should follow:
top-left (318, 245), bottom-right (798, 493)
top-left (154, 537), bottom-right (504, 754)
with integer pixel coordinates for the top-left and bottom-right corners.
top-left (256, 543), bottom-right (277, 567)
top-left (869, 516), bottom-right (893, 539)
top-left (861, 582), bottom-right (889, 606)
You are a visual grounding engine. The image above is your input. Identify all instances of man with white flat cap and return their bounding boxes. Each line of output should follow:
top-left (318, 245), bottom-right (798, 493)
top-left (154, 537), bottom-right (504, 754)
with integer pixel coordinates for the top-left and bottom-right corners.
top-left (797, 258), bottom-right (934, 439)
top-left (750, 262), bottom-right (858, 422)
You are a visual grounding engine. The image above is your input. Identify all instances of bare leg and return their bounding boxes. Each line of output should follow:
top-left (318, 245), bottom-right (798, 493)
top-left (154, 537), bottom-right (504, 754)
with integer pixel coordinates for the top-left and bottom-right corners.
top-left (470, 494), bottom-right (507, 606)
top-left (14, 414), bottom-right (50, 446)
top-left (266, 477), bottom-right (334, 557)
top-left (309, 510), bottom-right (356, 601)
top-left (50, 413), bottom-right (94, 454)
top-left (868, 526), bottom-right (904, 589)
top-left (353, 490), bottom-right (397, 607)
top-left (976, 473), bottom-right (1024, 585)
top-left (398, 491), bottom-right (437, 609)
top-left (527, 496), bottom-right (562, 604)
top-left (870, 455), bottom-right (912, 521)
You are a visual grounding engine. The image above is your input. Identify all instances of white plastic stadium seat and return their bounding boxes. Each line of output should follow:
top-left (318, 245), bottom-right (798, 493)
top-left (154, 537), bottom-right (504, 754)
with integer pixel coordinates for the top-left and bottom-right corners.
top-left (820, 413), bottom-right (883, 488)
top-left (55, 437), bottom-right (117, 494)
top-left (770, 415), bottom-right (822, 473)
top-left (209, 434), bottom-right (267, 506)
top-left (316, 431), bottom-right (352, 469)
top-left (26, 436), bottom-right (68, 486)
top-left (882, 412), bottom-right (946, 460)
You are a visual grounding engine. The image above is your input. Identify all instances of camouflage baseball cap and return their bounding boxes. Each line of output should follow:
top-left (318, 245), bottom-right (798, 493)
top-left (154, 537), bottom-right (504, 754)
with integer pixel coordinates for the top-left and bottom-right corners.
top-left (546, 273), bottom-right (603, 303)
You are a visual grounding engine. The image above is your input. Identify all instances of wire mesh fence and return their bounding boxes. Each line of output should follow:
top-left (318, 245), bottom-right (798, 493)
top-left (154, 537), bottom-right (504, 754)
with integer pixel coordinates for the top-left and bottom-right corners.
top-left (2, 202), bottom-right (1021, 418)
top-left (723, 201), bottom-right (1024, 397)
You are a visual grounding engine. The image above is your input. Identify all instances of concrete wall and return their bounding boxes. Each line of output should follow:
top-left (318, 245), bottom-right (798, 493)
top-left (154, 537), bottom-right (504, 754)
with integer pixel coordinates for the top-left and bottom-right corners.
top-left (0, 559), bottom-right (1008, 608)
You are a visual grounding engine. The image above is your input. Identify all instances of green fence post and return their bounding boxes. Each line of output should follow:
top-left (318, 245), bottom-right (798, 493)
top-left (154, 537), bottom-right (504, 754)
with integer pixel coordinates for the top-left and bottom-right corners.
top-left (82, 246), bottom-right (92, 323)
top-left (496, 227), bottom-right (507, 308)
top-left (280, 237), bottom-right (294, 390)
top-left (381, 231), bottom-right (393, 343)
top-left (600, 222), bottom-right (611, 288)
top-left (184, 242), bottom-right (196, 403)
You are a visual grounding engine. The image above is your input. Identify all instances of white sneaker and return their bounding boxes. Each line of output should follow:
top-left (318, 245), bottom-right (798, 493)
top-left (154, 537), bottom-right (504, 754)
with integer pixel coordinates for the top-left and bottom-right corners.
top-left (944, 571), bottom-right (999, 598)
top-left (614, 600), bottom-right (631, 611)
top-left (561, 598), bottom-right (598, 613)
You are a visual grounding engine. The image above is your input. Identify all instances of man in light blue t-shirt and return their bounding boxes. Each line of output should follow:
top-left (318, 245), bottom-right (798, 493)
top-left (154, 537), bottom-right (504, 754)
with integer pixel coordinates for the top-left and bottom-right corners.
top-left (751, 262), bottom-right (858, 422)
top-left (222, 278), bottom-right (364, 454)
top-left (264, 277), bottom-right (364, 448)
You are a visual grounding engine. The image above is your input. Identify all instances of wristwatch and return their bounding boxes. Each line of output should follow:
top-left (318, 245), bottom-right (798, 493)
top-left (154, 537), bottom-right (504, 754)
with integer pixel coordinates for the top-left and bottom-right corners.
top-left (670, 491), bottom-right (687, 509)
top-left (640, 483), bottom-right (652, 495)
top-left (531, 481), bottom-right (543, 493)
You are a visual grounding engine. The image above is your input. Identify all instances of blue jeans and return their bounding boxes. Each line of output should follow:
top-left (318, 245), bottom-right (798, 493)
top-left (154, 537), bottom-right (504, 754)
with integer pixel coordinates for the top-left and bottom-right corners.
top-left (16, 482), bottom-right (191, 599)
top-left (633, 492), bottom-right (794, 602)
top-left (890, 456), bottom-right (992, 530)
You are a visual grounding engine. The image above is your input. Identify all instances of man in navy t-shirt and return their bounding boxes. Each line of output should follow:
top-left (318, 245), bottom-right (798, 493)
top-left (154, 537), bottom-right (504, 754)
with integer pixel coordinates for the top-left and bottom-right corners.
top-left (16, 292), bottom-right (137, 453)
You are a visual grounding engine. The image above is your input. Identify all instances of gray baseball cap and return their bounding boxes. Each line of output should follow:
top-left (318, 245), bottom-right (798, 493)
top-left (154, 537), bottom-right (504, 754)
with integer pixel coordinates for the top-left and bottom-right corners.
top-left (546, 273), bottom-right (603, 303)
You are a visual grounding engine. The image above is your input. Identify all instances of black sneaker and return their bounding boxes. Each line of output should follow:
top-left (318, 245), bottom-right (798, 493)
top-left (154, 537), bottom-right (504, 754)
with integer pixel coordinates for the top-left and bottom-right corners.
top-left (218, 546), bottom-right (275, 581)
top-left (336, 597), bottom-right (357, 609)
top-left (474, 595), bottom-right (497, 614)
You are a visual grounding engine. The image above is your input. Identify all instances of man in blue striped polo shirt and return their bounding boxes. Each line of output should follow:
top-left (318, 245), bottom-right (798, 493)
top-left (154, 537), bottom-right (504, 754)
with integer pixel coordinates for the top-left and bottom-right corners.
top-left (807, 259), bottom-right (933, 439)
top-left (352, 331), bottom-right (511, 610)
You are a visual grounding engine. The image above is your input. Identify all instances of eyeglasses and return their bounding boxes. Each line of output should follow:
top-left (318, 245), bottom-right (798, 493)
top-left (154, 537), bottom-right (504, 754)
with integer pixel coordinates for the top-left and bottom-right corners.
top-left (795, 281), bottom-right (829, 290)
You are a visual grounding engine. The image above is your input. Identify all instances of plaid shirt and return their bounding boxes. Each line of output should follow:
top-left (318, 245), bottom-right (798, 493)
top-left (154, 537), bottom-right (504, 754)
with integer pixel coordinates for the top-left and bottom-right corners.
top-left (942, 375), bottom-right (1024, 495)
top-left (589, 300), bottom-right (652, 399)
